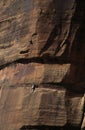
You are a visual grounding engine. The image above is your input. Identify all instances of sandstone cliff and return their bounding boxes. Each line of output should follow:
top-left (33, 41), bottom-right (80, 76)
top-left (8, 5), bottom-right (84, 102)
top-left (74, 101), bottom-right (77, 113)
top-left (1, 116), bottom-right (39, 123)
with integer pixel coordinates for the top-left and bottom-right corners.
top-left (0, 0), bottom-right (85, 130)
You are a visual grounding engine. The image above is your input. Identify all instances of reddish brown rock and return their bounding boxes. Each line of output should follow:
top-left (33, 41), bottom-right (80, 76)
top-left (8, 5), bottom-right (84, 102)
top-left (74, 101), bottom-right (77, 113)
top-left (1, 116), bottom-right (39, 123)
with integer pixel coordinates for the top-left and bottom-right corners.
top-left (0, 0), bottom-right (85, 130)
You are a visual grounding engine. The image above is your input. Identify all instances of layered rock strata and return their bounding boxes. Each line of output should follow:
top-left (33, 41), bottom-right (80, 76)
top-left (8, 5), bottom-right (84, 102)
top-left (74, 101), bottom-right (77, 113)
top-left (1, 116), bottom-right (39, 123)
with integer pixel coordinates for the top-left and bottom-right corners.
top-left (0, 0), bottom-right (85, 130)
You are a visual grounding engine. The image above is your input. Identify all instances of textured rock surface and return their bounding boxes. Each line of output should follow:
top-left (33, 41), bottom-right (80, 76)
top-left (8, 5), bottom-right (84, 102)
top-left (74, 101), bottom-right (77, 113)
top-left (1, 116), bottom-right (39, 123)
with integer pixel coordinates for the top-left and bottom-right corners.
top-left (0, 0), bottom-right (85, 130)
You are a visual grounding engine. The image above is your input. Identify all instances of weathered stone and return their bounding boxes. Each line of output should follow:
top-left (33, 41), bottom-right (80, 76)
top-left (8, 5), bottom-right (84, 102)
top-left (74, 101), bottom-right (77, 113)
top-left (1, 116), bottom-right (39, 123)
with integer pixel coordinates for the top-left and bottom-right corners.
top-left (0, 0), bottom-right (85, 130)
top-left (0, 87), bottom-right (84, 130)
top-left (0, 63), bottom-right (70, 87)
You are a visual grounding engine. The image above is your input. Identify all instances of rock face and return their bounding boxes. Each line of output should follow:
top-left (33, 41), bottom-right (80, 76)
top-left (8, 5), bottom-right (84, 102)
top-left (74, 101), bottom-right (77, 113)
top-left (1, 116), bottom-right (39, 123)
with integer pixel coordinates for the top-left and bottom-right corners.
top-left (0, 0), bottom-right (85, 130)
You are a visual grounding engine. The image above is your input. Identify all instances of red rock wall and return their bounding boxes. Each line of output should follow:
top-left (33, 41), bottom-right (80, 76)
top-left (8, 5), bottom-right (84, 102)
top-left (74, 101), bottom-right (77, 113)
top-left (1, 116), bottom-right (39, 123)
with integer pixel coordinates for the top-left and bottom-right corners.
top-left (0, 0), bottom-right (85, 130)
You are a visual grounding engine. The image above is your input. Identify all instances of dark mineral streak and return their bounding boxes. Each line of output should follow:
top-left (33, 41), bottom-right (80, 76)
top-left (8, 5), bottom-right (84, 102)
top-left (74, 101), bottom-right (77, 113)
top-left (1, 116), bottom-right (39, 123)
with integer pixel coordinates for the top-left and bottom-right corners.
top-left (0, 0), bottom-right (85, 130)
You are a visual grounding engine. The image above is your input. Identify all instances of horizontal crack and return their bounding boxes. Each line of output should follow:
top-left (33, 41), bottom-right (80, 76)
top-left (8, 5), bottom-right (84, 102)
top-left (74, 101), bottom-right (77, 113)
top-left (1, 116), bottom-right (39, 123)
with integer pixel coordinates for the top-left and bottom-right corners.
top-left (0, 56), bottom-right (70, 70)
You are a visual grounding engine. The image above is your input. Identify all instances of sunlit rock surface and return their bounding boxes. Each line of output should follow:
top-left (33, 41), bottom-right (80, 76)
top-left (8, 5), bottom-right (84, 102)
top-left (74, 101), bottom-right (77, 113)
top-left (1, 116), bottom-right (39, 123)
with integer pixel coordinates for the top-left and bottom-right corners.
top-left (0, 0), bottom-right (85, 130)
